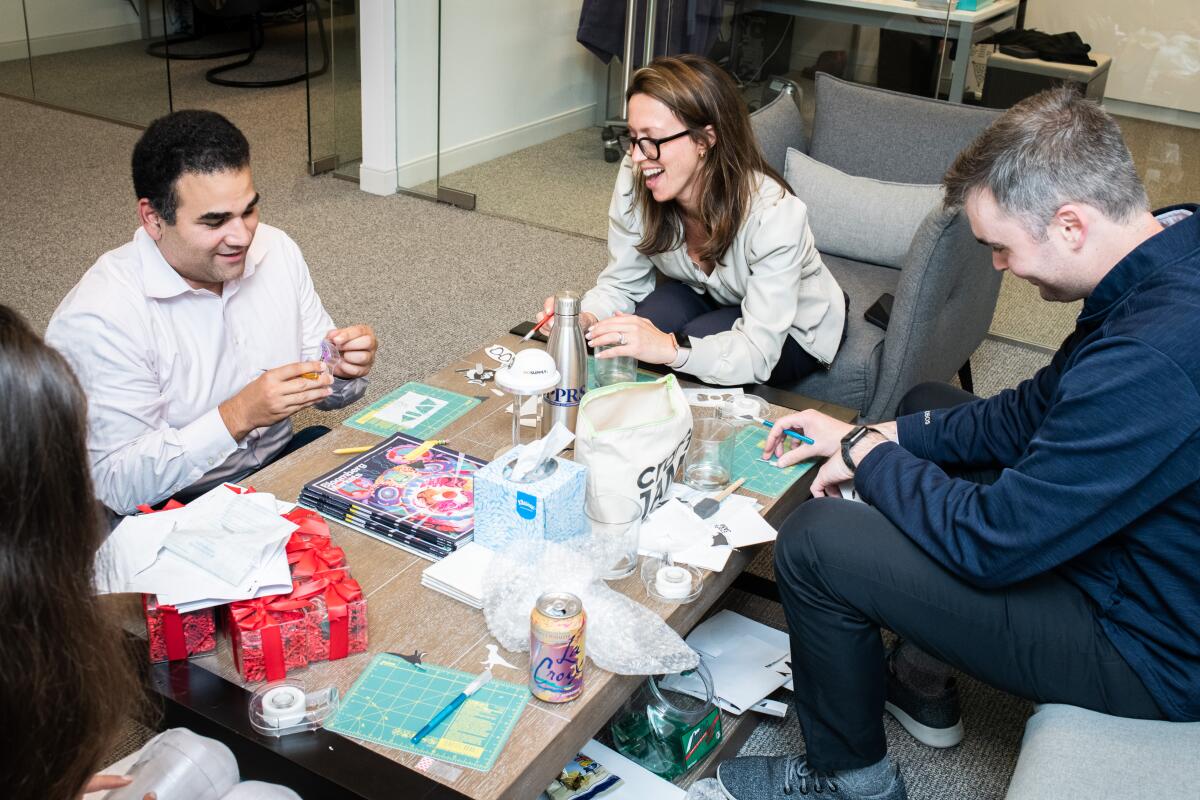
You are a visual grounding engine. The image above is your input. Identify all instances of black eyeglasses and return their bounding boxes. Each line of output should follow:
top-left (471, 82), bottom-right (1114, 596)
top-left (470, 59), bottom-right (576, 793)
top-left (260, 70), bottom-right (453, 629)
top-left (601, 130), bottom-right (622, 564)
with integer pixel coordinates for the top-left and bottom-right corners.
top-left (617, 129), bottom-right (691, 160)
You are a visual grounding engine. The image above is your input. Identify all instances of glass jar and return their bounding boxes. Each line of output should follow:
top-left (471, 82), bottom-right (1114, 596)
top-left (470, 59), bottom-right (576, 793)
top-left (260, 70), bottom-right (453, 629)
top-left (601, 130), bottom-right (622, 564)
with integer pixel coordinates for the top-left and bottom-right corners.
top-left (609, 661), bottom-right (723, 780)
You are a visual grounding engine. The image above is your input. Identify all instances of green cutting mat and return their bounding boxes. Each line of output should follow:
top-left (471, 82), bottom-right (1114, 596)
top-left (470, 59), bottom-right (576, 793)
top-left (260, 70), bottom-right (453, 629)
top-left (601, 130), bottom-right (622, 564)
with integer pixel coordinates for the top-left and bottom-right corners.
top-left (586, 356), bottom-right (659, 391)
top-left (326, 654), bottom-right (529, 771)
top-left (731, 424), bottom-right (816, 498)
top-left (343, 382), bottom-right (480, 439)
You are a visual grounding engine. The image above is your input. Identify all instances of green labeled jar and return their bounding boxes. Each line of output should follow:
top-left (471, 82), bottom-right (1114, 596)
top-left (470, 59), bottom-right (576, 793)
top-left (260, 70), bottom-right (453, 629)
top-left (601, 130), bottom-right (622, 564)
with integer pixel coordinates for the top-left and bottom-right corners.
top-left (609, 661), bottom-right (723, 780)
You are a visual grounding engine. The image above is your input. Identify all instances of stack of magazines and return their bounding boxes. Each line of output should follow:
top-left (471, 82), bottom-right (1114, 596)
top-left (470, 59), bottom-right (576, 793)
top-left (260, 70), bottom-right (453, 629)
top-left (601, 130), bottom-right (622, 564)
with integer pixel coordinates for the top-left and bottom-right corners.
top-left (299, 433), bottom-right (487, 561)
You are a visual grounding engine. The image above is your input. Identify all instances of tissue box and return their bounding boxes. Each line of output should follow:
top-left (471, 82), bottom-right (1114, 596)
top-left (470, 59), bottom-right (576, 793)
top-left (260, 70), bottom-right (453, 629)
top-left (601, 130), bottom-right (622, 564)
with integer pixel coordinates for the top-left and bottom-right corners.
top-left (143, 595), bottom-right (217, 663)
top-left (473, 446), bottom-right (587, 549)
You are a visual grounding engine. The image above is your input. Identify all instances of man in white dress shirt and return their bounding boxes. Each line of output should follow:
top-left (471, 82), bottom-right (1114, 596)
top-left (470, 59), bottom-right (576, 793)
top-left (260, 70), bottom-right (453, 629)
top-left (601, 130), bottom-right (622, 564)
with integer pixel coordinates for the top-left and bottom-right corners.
top-left (46, 110), bottom-right (377, 515)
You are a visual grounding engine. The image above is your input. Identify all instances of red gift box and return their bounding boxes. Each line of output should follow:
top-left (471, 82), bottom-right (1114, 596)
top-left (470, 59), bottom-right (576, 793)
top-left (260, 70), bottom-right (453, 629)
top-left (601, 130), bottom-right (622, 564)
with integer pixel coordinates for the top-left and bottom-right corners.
top-left (296, 569), bottom-right (368, 662)
top-left (227, 595), bottom-right (310, 682)
top-left (143, 595), bottom-right (216, 663)
top-left (282, 509), bottom-right (348, 578)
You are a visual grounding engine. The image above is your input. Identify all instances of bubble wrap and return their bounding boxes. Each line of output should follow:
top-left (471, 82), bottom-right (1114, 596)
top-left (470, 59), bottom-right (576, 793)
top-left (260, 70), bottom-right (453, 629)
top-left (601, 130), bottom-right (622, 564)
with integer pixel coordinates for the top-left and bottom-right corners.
top-left (482, 531), bottom-right (699, 676)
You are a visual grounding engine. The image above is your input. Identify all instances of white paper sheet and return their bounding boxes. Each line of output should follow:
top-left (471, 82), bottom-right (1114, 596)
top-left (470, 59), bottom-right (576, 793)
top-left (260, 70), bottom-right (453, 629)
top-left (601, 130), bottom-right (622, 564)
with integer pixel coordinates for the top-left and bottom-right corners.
top-left (96, 486), bottom-right (296, 611)
top-left (420, 542), bottom-right (495, 609)
top-left (637, 489), bottom-right (776, 573)
top-left (370, 390), bottom-right (447, 428)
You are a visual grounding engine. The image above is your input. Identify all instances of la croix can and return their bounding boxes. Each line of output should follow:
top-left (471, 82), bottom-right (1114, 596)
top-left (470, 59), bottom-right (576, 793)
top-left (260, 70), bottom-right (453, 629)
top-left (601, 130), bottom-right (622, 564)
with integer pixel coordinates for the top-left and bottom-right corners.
top-left (530, 591), bottom-right (585, 703)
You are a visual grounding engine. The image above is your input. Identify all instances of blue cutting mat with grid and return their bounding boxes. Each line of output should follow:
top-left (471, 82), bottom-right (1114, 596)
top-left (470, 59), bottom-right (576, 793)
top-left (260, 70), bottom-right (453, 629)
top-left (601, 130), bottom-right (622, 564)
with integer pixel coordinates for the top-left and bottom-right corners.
top-left (731, 425), bottom-right (816, 498)
top-left (342, 382), bottom-right (480, 439)
top-left (326, 654), bottom-right (529, 771)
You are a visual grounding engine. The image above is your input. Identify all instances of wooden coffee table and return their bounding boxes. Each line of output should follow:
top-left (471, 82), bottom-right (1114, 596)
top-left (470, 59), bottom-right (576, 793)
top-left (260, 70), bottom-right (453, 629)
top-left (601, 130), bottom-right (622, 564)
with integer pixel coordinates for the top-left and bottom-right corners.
top-left (114, 332), bottom-right (855, 799)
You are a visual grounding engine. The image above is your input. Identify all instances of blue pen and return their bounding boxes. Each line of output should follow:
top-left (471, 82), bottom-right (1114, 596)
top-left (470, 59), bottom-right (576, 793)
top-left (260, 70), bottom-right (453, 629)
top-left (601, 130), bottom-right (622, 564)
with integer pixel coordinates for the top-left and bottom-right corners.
top-left (758, 418), bottom-right (815, 446)
top-left (411, 669), bottom-right (493, 745)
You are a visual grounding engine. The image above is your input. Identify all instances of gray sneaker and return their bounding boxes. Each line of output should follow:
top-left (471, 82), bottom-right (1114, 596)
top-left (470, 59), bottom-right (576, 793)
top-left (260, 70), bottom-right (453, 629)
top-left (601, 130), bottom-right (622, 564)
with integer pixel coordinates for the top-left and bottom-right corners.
top-left (716, 755), bottom-right (907, 799)
top-left (884, 641), bottom-right (964, 748)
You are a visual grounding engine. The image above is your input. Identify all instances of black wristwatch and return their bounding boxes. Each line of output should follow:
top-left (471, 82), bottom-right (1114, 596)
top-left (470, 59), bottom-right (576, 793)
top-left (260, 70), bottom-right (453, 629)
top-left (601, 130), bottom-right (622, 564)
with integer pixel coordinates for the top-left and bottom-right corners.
top-left (840, 425), bottom-right (880, 472)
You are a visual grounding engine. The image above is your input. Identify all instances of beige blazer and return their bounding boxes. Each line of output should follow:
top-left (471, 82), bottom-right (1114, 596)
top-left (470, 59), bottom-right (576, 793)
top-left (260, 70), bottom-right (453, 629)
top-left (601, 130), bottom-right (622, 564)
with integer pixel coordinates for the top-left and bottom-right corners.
top-left (581, 156), bottom-right (845, 386)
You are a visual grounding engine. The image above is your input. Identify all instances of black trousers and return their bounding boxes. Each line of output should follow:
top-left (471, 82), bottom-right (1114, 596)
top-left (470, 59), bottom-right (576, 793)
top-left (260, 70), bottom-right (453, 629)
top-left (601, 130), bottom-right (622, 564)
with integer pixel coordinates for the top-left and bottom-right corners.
top-left (171, 424), bottom-right (331, 505)
top-left (775, 382), bottom-right (1164, 772)
top-left (634, 280), bottom-right (827, 388)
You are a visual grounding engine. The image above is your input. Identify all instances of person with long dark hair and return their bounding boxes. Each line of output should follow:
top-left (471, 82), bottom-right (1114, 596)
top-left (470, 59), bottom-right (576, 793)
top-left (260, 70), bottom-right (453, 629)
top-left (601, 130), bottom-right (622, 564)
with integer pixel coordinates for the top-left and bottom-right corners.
top-left (539, 54), bottom-right (844, 388)
top-left (0, 305), bottom-right (142, 799)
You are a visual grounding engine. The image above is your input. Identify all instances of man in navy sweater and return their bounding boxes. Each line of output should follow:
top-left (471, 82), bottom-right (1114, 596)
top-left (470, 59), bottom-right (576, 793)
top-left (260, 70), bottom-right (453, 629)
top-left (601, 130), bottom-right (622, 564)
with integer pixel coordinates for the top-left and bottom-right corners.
top-left (716, 87), bottom-right (1199, 800)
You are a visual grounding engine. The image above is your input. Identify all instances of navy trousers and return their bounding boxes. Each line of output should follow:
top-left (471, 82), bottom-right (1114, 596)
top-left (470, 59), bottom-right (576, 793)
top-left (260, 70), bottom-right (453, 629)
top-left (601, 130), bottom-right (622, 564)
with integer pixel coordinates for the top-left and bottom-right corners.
top-left (634, 281), bottom-right (826, 387)
top-left (774, 383), bottom-right (1163, 771)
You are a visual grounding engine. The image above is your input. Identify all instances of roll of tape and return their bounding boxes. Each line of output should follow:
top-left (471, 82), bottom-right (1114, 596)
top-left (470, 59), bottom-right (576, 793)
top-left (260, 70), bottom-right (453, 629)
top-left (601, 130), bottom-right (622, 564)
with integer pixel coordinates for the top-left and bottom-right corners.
top-left (655, 565), bottom-right (694, 600)
top-left (261, 686), bottom-right (307, 729)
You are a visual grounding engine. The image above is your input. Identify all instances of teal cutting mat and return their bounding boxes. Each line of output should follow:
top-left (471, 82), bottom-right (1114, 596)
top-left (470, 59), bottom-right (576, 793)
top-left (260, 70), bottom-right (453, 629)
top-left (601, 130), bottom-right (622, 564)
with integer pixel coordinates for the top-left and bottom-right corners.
top-left (343, 382), bottom-right (480, 438)
top-left (586, 356), bottom-right (659, 391)
top-left (731, 424), bottom-right (816, 498)
top-left (326, 654), bottom-right (529, 771)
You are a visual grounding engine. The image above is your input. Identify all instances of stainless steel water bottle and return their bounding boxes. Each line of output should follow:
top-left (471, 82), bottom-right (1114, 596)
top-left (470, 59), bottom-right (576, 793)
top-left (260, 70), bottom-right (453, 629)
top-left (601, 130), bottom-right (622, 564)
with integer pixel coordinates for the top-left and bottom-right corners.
top-left (540, 291), bottom-right (587, 436)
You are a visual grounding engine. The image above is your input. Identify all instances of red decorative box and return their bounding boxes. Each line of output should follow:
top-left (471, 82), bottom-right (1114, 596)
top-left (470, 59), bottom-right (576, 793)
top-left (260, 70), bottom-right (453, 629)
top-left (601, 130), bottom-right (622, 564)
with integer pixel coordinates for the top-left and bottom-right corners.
top-left (227, 596), bottom-right (310, 683)
top-left (282, 508), bottom-right (348, 578)
top-left (298, 569), bottom-right (368, 662)
top-left (143, 595), bottom-right (217, 663)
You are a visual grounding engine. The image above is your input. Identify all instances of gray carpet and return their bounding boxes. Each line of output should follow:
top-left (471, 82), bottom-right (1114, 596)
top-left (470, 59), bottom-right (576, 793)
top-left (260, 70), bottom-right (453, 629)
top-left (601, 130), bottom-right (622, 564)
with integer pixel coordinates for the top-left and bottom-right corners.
top-left (1, 86), bottom-right (1050, 794)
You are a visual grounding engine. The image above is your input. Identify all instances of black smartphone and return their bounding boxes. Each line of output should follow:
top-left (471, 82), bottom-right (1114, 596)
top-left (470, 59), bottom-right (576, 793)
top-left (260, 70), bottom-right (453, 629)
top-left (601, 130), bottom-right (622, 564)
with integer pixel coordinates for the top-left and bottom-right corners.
top-left (864, 293), bottom-right (894, 331)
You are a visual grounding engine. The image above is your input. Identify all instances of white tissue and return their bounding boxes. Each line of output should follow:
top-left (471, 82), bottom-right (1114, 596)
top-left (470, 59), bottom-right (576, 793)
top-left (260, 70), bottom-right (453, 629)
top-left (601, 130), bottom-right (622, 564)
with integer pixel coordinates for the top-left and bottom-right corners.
top-left (511, 422), bottom-right (574, 481)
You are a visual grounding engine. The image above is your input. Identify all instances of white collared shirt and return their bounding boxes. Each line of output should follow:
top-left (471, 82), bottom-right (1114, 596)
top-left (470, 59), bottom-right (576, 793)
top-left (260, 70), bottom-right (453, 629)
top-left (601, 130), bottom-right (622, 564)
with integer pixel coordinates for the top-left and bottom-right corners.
top-left (46, 223), bottom-right (366, 515)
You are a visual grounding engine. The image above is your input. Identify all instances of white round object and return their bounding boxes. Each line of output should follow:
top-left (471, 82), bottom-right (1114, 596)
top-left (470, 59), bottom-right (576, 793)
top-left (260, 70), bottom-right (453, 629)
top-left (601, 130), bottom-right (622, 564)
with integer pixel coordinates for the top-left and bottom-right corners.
top-left (261, 685), bottom-right (307, 729)
top-left (655, 565), bottom-right (694, 599)
top-left (718, 394), bottom-right (769, 422)
top-left (494, 348), bottom-right (561, 395)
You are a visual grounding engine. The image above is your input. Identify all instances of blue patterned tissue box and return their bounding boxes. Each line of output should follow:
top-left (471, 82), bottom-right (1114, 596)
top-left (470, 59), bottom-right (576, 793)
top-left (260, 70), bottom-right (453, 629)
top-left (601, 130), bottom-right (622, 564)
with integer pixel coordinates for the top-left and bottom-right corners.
top-left (473, 446), bottom-right (588, 550)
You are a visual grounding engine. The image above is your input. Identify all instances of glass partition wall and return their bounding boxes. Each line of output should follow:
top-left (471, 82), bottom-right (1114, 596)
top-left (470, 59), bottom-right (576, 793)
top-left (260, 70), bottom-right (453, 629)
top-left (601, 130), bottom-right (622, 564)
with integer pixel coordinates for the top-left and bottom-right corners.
top-left (423, 1), bottom-right (962, 238)
top-left (0, 0), bottom-right (172, 126)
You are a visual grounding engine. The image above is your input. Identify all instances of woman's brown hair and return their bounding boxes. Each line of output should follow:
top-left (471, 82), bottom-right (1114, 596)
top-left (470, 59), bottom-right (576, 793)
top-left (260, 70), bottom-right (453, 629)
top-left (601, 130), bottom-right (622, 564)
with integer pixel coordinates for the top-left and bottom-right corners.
top-left (0, 305), bottom-right (140, 800)
top-left (628, 54), bottom-right (790, 265)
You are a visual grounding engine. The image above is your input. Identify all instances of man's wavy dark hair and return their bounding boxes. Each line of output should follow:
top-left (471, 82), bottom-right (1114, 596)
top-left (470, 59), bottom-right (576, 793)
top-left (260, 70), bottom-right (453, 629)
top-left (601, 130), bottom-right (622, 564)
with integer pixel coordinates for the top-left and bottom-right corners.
top-left (131, 109), bottom-right (250, 224)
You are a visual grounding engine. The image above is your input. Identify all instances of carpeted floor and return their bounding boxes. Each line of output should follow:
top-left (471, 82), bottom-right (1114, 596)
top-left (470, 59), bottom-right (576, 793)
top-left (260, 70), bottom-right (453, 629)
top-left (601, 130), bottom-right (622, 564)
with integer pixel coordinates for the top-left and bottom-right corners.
top-left (7, 32), bottom-right (1190, 796)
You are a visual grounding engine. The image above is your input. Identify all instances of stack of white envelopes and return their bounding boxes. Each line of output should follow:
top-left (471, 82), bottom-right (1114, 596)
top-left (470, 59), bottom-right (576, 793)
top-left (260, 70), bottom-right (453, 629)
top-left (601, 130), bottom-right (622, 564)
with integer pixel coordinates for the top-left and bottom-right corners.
top-left (96, 485), bottom-right (297, 612)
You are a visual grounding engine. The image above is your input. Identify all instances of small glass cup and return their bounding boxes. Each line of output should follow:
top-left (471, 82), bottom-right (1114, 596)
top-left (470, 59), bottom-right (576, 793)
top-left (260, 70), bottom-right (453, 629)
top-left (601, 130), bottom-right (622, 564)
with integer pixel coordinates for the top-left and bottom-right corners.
top-left (683, 418), bottom-right (734, 491)
top-left (586, 493), bottom-right (643, 580)
top-left (593, 343), bottom-right (637, 386)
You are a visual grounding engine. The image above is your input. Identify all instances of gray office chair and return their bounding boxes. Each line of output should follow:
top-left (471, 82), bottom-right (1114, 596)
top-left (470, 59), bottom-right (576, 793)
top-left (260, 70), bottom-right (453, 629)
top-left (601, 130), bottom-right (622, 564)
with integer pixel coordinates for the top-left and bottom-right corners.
top-left (751, 74), bottom-right (1003, 421)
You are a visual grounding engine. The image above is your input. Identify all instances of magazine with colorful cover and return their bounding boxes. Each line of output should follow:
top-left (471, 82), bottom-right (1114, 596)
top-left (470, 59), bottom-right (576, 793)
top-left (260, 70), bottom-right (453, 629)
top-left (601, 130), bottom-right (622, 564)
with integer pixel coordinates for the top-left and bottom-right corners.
top-left (301, 433), bottom-right (486, 550)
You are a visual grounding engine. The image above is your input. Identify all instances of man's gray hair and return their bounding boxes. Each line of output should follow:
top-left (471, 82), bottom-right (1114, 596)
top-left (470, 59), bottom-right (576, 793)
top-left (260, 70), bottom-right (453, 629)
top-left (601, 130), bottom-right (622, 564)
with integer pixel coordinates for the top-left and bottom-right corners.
top-left (943, 86), bottom-right (1148, 237)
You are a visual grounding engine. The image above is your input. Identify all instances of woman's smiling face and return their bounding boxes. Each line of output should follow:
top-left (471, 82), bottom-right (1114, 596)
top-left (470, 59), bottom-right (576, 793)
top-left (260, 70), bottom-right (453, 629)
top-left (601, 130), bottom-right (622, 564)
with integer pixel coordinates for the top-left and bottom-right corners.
top-left (626, 93), bottom-right (708, 212)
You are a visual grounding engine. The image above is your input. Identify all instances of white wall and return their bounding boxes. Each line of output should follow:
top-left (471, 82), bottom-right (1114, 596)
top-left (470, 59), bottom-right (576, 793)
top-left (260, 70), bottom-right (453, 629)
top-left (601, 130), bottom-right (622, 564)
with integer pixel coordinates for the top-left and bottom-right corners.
top-left (1025, 0), bottom-right (1199, 114)
top-left (0, 0), bottom-right (153, 61)
top-left (783, 1), bottom-right (1198, 114)
top-left (382, 0), bottom-right (602, 189)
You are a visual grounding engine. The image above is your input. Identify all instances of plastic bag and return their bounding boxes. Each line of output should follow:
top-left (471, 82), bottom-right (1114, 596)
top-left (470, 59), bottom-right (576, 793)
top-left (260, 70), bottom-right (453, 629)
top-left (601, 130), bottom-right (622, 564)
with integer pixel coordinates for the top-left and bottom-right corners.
top-left (482, 531), bottom-right (698, 676)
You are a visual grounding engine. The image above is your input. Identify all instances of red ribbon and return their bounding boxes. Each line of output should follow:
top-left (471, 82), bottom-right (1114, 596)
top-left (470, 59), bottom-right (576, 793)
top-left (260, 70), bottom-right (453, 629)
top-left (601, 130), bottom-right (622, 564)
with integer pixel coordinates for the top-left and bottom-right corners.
top-left (287, 543), bottom-right (346, 577)
top-left (230, 596), bottom-right (308, 681)
top-left (283, 507), bottom-right (331, 539)
top-left (135, 499), bottom-right (185, 515)
top-left (321, 569), bottom-right (363, 660)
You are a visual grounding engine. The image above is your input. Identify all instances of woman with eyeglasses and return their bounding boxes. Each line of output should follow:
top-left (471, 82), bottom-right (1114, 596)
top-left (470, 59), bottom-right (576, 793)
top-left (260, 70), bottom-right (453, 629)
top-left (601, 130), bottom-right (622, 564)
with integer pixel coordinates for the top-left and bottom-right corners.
top-left (538, 54), bottom-right (844, 387)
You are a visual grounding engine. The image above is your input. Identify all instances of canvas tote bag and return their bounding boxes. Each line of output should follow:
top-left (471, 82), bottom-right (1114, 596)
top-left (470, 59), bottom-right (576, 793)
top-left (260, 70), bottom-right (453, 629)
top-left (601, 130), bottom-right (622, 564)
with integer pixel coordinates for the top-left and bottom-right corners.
top-left (574, 374), bottom-right (693, 520)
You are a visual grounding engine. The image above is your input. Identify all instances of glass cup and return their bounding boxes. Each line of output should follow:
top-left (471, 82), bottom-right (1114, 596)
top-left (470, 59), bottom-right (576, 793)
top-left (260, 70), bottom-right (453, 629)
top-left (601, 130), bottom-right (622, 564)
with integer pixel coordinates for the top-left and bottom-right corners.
top-left (593, 343), bottom-right (637, 386)
top-left (586, 493), bottom-right (643, 580)
top-left (683, 418), bottom-right (734, 491)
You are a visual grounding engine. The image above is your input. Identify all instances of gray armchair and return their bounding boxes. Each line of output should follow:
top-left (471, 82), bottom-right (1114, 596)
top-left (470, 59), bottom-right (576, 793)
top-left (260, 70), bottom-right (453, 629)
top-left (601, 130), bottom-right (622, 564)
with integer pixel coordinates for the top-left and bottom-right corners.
top-left (752, 74), bottom-right (1003, 422)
